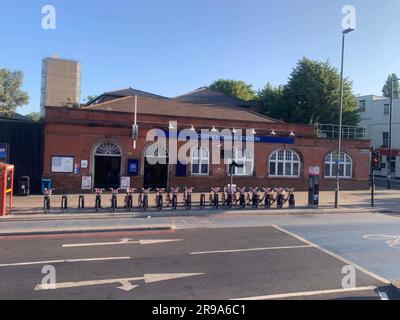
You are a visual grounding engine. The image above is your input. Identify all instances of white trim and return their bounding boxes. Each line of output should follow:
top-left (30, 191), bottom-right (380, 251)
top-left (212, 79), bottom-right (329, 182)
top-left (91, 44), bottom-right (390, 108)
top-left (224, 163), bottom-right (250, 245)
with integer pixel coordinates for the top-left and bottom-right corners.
top-left (324, 152), bottom-right (353, 178)
top-left (191, 146), bottom-right (209, 176)
top-left (269, 149), bottom-right (301, 177)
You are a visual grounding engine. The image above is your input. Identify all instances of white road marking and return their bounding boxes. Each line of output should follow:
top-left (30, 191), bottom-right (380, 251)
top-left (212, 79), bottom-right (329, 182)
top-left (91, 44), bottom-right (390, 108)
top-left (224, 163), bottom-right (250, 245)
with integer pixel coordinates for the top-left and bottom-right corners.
top-left (62, 238), bottom-right (183, 248)
top-left (190, 245), bottom-right (313, 255)
top-left (34, 273), bottom-right (205, 291)
top-left (272, 225), bottom-right (391, 284)
top-left (0, 256), bottom-right (130, 267)
top-left (231, 286), bottom-right (378, 300)
top-left (363, 234), bottom-right (400, 249)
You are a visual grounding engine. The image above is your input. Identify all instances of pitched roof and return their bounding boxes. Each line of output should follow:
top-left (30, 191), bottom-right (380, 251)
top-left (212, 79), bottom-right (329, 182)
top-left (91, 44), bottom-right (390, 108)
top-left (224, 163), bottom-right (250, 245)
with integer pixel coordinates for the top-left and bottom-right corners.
top-left (103, 87), bottom-right (169, 99)
top-left (0, 113), bottom-right (32, 121)
top-left (86, 87), bottom-right (168, 105)
top-left (84, 96), bottom-right (279, 123)
top-left (174, 87), bottom-right (253, 107)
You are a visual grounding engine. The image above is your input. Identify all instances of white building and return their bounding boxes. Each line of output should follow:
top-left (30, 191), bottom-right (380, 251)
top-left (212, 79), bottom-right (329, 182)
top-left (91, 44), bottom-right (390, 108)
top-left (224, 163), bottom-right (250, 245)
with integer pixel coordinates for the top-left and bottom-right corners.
top-left (358, 95), bottom-right (400, 177)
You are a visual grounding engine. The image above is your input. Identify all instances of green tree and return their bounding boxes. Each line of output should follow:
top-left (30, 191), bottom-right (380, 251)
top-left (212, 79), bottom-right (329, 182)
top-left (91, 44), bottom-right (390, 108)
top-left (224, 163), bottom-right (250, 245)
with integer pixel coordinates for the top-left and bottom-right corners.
top-left (277, 58), bottom-right (359, 125)
top-left (85, 95), bottom-right (98, 103)
top-left (0, 69), bottom-right (29, 117)
top-left (209, 79), bottom-right (255, 101)
top-left (25, 112), bottom-right (42, 121)
top-left (256, 83), bottom-right (284, 118)
top-left (382, 74), bottom-right (400, 98)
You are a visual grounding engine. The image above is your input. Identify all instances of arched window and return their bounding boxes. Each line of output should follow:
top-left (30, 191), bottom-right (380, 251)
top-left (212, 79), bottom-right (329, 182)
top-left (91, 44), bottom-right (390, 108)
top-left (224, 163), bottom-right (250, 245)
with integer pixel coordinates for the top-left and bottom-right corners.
top-left (144, 143), bottom-right (168, 158)
top-left (324, 152), bottom-right (352, 178)
top-left (229, 148), bottom-right (254, 176)
top-left (191, 147), bottom-right (209, 175)
top-left (94, 141), bottom-right (122, 156)
top-left (145, 143), bottom-right (168, 165)
top-left (269, 149), bottom-right (301, 177)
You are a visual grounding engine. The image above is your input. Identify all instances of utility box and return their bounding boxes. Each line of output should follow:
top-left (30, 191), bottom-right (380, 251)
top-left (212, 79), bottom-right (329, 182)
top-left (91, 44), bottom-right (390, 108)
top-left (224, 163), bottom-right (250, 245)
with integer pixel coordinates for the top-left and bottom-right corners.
top-left (0, 162), bottom-right (14, 216)
top-left (18, 176), bottom-right (30, 196)
top-left (41, 178), bottom-right (52, 194)
top-left (308, 167), bottom-right (320, 208)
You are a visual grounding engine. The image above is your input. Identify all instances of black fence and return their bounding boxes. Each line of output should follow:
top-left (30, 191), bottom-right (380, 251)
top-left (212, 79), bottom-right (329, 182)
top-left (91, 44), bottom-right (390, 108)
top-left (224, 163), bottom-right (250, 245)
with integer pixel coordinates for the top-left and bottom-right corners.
top-left (0, 118), bottom-right (44, 194)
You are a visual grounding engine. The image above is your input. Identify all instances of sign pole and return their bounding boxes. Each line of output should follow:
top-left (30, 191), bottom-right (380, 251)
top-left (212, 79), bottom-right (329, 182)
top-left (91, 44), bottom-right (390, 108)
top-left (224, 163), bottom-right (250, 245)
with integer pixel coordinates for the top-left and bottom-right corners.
top-left (370, 151), bottom-right (375, 207)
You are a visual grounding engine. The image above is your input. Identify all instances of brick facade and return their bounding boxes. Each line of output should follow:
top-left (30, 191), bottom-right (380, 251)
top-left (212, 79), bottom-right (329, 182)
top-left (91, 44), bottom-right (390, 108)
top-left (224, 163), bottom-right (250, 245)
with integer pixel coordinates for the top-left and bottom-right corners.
top-left (43, 104), bottom-right (371, 194)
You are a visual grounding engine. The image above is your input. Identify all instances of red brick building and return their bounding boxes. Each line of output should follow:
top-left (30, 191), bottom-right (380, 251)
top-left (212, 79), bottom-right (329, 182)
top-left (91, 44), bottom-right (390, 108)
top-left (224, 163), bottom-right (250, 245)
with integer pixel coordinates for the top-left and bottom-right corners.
top-left (43, 87), bottom-right (371, 193)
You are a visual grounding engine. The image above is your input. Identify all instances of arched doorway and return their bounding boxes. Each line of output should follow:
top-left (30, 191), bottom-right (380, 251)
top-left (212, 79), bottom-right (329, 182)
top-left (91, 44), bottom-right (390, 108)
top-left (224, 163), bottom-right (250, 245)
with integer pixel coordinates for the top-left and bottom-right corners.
top-left (93, 141), bottom-right (122, 189)
top-left (143, 143), bottom-right (168, 188)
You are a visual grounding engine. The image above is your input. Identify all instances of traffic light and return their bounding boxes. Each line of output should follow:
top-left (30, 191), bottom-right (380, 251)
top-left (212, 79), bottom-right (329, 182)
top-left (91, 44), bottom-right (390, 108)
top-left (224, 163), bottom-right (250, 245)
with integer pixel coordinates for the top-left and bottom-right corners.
top-left (371, 151), bottom-right (380, 171)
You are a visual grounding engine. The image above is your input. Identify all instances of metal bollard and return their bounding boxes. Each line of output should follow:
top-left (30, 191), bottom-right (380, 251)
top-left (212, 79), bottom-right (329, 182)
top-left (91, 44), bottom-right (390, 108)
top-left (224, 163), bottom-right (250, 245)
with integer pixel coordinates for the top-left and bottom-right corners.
top-left (78, 195), bottom-right (85, 211)
top-left (111, 194), bottom-right (117, 212)
top-left (200, 194), bottom-right (206, 209)
top-left (43, 196), bottom-right (50, 214)
top-left (61, 196), bottom-right (68, 213)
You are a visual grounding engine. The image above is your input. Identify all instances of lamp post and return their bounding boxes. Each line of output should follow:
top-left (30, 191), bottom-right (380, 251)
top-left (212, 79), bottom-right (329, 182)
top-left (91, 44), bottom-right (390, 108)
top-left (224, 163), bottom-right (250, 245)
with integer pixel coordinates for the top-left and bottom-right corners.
top-left (387, 75), bottom-right (399, 189)
top-left (335, 27), bottom-right (354, 208)
top-left (230, 128), bottom-right (237, 208)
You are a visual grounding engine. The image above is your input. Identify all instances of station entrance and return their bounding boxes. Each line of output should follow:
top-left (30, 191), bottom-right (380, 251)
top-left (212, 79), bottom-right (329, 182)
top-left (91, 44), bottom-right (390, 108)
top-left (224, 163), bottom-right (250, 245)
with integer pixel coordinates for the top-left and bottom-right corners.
top-left (143, 143), bottom-right (168, 188)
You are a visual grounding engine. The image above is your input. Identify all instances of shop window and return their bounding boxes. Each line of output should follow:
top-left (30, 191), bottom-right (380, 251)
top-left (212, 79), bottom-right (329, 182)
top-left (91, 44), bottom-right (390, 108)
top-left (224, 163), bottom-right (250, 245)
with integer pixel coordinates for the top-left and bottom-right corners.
top-left (324, 152), bottom-right (353, 178)
top-left (269, 149), bottom-right (301, 177)
top-left (382, 132), bottom-right (389, 148)
top-left (384, 104), bottom-right (390, 115)
top-left (359, 100), bottom-right (366, 112)
top-left (191, 147), bottom-right (209, 176)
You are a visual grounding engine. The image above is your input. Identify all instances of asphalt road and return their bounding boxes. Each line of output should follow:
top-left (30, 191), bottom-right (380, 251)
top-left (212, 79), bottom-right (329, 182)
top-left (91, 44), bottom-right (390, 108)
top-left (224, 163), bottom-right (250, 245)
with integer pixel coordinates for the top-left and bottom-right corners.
top-left (375, 177), bottom-right (400, 190)
top-left (0, 226), bottom-right (397, 300)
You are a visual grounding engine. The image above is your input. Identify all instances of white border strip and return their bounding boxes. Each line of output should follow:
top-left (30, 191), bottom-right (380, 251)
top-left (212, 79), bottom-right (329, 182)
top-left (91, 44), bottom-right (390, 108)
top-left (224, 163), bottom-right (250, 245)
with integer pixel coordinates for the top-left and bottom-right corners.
top-left (272, 225), bottom-right (391, 284)
top-left (231, 286), bottom-right (377, 300)
top-left (191, 245), bottom-right (313, 255)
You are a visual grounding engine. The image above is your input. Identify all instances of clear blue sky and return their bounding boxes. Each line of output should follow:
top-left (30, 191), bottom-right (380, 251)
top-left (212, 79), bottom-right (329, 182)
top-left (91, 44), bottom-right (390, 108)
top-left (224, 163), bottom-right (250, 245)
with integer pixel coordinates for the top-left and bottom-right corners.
top-left (1, 0), bottom-right (399, 115)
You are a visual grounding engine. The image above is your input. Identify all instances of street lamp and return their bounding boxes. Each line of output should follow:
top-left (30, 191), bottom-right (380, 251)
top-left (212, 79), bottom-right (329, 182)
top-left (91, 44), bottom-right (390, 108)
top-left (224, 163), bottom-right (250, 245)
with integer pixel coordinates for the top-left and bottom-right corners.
top-left (335, 27), bottom-right (354, 208)
top-left (387, 75), bottom-right (399, 189)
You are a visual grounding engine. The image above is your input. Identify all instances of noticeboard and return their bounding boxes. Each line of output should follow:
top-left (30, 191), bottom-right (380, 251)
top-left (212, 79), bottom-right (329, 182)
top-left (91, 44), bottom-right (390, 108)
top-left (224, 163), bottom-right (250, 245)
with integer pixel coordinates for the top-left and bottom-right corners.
top-left (51, 156), bottom-right (74, 173)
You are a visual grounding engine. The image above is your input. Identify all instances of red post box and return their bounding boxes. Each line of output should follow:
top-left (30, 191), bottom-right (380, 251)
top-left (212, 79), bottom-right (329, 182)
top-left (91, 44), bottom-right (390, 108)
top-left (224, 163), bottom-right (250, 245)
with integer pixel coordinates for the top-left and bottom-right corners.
top-left (0, 162), bottom-right (14, 216)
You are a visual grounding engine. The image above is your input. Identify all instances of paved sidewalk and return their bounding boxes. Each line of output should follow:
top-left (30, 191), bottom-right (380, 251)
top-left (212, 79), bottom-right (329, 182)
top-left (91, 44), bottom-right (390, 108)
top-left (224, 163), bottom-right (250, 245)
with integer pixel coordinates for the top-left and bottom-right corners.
top-left (6, 189), bottom-right (400, 216)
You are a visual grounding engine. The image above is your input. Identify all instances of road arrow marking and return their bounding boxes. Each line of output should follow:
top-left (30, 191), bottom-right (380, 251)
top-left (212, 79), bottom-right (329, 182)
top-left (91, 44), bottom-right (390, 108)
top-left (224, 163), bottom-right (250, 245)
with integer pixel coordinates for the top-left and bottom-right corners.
top-left (34, 273), bottom-right (204, 291)
top-left (62, 239), bottom-right (182, 248)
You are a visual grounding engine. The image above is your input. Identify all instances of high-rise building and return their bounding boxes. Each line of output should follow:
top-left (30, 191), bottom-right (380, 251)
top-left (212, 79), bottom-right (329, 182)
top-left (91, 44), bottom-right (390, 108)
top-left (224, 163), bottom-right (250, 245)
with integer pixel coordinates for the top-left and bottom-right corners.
top-left (40, 57), bottom-right (81, 116)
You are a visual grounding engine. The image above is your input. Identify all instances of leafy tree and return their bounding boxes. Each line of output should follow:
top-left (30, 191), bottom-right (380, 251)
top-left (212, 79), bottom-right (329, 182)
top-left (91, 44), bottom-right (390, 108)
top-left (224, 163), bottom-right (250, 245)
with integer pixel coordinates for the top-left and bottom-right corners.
top-left (25, 112), bottom-right (42, 121)
top-left (209, 79), bottom-right (255, 101)
top-left (382, 74), bottom-right (400, 98)
top-left (0, 69), bottom-right (29, 117)
top-left (276, 58), bottom-right (359, 125)
top-left (255, 83), bottom-right (284, 118)
top-left (85, 95), bottom-right (98, 103)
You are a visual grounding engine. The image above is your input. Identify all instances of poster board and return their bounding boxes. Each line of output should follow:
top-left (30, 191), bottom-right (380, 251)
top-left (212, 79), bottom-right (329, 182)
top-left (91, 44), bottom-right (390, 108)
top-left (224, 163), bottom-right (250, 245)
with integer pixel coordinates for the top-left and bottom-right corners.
top-left (81, 176), bottom-right (92, 190)
top-left (51, 156), bottom-right (74, 173)
top-left (120, 176), bottom-right (131, 189)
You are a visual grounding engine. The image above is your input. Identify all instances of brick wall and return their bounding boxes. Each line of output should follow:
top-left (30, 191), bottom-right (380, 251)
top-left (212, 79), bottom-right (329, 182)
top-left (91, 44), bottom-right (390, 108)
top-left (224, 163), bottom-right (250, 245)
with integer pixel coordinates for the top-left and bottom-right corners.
top-left (43, 107), bottom-right (371, 193)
